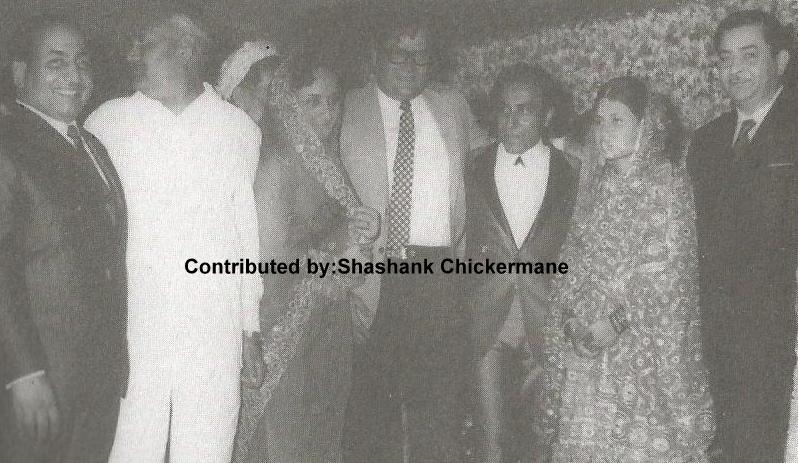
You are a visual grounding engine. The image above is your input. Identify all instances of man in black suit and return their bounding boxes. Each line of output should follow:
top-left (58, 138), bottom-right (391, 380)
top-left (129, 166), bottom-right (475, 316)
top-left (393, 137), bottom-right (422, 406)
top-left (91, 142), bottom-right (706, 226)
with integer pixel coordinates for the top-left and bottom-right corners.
top-left (466, 63), bottom-right (579, 462)
top-left (0, 15), bottom-right (128, 463)
top-left (687, 10), bottom-right (797, 463)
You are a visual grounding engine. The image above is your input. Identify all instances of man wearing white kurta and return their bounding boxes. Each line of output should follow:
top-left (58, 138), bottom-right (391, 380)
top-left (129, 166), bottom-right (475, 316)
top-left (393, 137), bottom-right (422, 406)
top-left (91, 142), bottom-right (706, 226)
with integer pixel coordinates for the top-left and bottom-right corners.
top-left (84, 9), bottom-right (263, 463)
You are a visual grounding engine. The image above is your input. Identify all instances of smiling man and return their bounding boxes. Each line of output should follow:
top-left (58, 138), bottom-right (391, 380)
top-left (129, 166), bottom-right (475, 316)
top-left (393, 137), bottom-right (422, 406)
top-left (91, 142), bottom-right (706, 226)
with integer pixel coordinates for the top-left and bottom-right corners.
top-left (0, 14), bottom-right (128, 463)
top-left (687, 10), bottom-right (797, 463)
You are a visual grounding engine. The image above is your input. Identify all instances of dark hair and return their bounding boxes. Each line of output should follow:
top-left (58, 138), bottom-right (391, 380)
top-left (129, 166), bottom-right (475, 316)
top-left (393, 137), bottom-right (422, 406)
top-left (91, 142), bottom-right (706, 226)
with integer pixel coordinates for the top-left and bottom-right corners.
top-left (594, 76), bottom-right (648, 120)
top-left (372, 5), bottom-right (450, 78)
top-left (490, 63), bottom-right (559, 112)
top-left (374, 6), bottom-right (434, 49)
top-left (488, 63), bottom-right (564, 141)
top-left (714, 9), bottom-right (794, 55)
top-left (10, 13), bottom-right (85, 65)
top-left (594, 76), bottom-right (685, 164)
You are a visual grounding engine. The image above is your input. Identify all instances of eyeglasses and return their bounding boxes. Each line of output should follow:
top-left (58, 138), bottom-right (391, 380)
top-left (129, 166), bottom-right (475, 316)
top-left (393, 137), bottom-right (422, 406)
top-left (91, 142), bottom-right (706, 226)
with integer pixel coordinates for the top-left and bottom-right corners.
top-left (383, 47), bottom-right (431, 67)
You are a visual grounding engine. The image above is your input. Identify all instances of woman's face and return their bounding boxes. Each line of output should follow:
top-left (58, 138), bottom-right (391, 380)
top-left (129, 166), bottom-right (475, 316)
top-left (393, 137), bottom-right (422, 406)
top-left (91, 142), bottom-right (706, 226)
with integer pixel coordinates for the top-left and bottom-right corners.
top-left (594, 98), bottom-right (641, 160)
top-left (295, 67), bottom-right (341, 140)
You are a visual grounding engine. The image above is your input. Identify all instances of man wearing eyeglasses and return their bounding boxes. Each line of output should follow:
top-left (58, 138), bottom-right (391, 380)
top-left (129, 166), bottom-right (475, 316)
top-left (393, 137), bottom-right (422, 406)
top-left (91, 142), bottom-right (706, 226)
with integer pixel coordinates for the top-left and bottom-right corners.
top-left (340, 7), bottom-right (488, 462)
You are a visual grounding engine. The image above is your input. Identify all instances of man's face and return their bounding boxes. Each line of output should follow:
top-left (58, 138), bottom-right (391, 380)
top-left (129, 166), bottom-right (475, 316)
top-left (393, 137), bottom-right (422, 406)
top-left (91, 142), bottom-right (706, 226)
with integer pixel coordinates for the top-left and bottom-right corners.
top-left (15, 25), bottom-right (92, 123)
top-left (375, 30), bottom-right (431, 101)
top-left (127, 24), bottom-right (183, 91)
top-left (717, 24), bottom-right (788, 109)
top-left (496, 83), bottom-right (550, 154)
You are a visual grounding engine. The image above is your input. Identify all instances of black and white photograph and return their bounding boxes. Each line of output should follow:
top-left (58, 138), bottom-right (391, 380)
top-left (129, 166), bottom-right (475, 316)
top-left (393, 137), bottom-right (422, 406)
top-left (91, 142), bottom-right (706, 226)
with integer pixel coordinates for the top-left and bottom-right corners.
top-left (0, 0), bottom-right (796, 462)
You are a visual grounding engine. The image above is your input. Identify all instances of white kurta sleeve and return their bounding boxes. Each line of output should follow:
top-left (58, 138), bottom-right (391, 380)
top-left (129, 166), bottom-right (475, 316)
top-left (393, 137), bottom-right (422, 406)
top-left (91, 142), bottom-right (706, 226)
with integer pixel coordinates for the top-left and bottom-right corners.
top-left (234, 122), bottom-right (263, 333)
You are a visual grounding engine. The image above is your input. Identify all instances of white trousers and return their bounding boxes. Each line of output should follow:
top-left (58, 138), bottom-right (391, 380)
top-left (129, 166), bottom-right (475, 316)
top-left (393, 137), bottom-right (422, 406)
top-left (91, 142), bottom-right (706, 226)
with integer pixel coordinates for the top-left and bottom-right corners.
top-left (109, 355), bottom-right (240, 463)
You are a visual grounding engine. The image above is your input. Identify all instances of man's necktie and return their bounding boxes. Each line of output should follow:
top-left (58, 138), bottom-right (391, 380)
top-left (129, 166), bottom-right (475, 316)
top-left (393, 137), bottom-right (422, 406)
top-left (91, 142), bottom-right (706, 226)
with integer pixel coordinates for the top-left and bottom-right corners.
top-left (67, 124), bottom-right (118, 228)
top-left (733, 118), bottom-right (757, 166)
top-left (386, 100), bottom-right (414, 258)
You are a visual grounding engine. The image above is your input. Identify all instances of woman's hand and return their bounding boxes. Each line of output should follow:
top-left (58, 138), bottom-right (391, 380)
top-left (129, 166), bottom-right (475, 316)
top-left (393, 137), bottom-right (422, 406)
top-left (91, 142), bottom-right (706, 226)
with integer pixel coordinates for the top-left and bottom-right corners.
top-left (348, 206), bottom-right (380, 246)
top-left (582, 316), bottom-right (620, 353)
top-left (564, 318), bottom-right (595, 358)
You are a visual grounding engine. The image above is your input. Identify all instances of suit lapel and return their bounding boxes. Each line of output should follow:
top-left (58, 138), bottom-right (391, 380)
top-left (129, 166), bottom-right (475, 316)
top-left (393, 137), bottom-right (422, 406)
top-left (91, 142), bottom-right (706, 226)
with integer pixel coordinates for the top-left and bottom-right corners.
top-left (9, 107), bottom-right (91, 206)
top-left (83, 130), bottom-right (127, 235)
top-left (475, 145), bottom-right (516, 250)
top-left (519, 147), bottom-right (571, 253)
top-left (424, 87), bottom-right (465, 249)
top-left (10, 106), bottom-right (119, 230)
top-left (352, 83), bottom-right (389, 213)
top-left (749, 90), bottom-right (794, 165)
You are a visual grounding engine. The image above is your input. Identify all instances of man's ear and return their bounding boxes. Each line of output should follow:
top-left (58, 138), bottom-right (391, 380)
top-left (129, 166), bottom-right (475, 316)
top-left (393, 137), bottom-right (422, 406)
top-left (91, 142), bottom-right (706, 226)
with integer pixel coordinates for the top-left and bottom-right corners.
top-left (544, 107), bottom-right (554, 127)
top-left (12, 61), bottom-right (27, 91)
top-left (777, 49), bottom-right (790, 78)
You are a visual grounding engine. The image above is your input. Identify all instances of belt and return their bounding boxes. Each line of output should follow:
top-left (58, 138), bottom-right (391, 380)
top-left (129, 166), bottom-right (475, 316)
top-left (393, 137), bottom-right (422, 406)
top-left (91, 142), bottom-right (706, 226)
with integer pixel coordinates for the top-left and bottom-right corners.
top-left (388, 245), bottom-right (451, 262)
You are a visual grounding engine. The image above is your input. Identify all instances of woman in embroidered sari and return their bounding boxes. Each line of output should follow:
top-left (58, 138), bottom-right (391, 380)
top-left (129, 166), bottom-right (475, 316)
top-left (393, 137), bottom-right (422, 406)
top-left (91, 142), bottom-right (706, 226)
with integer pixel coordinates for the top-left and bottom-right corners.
top-left (218, 42), bottom-right (380, 463)
top-left (541, 76), bottom-right (714, 462)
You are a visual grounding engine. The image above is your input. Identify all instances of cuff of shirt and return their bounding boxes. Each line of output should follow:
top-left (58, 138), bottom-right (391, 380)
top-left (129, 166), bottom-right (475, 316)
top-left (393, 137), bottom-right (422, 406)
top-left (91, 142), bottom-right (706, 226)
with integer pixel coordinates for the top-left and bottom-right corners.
top-left (6, 370), bottom-right (45, 390)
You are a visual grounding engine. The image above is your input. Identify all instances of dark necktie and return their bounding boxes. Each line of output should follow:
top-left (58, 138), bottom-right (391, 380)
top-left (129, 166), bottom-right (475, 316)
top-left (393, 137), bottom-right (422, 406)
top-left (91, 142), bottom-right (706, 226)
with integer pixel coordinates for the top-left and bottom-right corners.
top-left (66, 124), bottom-right (118, 228)
top-left (514, 156), bottom-right (525, 167)
top-left (386, 100), bottom-right (414, 258)
top-left (733, 118), bottom-right (756, 166)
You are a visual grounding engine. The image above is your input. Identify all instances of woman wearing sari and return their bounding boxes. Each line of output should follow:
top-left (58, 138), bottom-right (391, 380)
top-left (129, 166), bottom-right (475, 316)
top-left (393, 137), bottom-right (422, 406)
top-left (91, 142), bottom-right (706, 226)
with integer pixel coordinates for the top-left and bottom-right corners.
top-left (542, 77), bottom-right (714, 462)
top-left (218, 42), bottom-right (380, 463)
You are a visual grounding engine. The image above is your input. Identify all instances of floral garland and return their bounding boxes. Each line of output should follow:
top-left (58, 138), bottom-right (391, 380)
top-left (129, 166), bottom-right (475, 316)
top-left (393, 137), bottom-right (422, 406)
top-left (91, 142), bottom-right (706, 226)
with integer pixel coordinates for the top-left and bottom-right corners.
top-left (233, 65), bottom-right (365, 462)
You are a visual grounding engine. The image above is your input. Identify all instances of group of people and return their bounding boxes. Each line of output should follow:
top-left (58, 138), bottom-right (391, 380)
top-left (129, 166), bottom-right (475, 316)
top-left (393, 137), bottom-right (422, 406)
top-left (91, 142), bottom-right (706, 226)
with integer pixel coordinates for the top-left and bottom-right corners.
top-left (0, 3), bottom-right (796, 463)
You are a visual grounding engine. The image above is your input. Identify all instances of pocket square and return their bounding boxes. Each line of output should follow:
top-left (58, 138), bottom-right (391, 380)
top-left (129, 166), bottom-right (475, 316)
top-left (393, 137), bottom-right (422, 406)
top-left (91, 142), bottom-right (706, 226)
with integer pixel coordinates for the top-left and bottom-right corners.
top-left (768, 162), bottom-right (794, 168)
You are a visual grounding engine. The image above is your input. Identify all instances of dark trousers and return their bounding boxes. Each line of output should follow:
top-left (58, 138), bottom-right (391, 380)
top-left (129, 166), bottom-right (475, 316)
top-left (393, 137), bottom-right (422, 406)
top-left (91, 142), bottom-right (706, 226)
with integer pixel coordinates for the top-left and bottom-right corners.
top-left (475, 344), bottom-right (543, 463)
top-left (343, 248), bottom-right (468, 463)
top-left (707, 351), bottom-right (793, 463)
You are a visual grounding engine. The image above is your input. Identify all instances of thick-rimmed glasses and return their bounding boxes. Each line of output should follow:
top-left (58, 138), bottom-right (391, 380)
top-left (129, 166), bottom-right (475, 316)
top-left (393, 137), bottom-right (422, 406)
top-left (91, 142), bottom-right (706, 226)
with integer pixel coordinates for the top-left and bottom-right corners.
top-left (383, 47), bottom-right (431, 67)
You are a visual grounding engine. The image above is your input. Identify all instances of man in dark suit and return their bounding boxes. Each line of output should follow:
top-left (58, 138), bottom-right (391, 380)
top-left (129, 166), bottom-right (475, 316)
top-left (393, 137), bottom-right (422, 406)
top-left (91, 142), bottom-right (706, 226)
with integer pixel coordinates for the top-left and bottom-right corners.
top-left (466, 64), bottom-right (579, 462)
top-left (0, 15), bottom-right (128, 463)
top-left (340, 8), bottom-right (488, 462)
top-left (687, 10), bottom-right (797, 463)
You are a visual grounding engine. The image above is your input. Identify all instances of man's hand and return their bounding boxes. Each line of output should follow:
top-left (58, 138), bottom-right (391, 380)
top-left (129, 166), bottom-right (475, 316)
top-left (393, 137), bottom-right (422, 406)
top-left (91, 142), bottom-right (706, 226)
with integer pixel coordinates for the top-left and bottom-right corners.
top-left (582, 316), bottom-right (619, 353)
top-left (351, 294), bottom-right (373, 345)
top-left (9, 374), bottom-right (60, 448)
top-left (241, 332), bottom-right (265, 389)
top-left (348, 206), bottom-right (380, 246)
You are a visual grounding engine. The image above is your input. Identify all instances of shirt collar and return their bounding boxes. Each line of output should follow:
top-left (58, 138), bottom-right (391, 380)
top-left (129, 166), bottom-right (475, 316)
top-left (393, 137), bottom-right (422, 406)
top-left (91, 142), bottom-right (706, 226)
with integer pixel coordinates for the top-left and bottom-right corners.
top-left (737, 86), bottom-right (783, 127)
top-left (133, 82), bottom-right (216, 116)
top-left (497, 140), bottom-right (549, 164)
top-left (376, 85), bottom-right (422, 113)
top-left (16, 99), bottom-right (75, 141)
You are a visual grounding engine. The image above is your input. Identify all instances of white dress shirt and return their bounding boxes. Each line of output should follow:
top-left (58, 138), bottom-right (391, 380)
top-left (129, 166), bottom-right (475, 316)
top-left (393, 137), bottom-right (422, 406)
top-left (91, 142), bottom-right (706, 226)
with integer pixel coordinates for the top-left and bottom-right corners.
top-left (377, 87), bottom-right (451, 247)
top-left (495, 142), bottom-right (550, 248)
top-left (85, 83), bottom-right (262, 369)
top-left (733, 86), bottom-right (783, 143)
